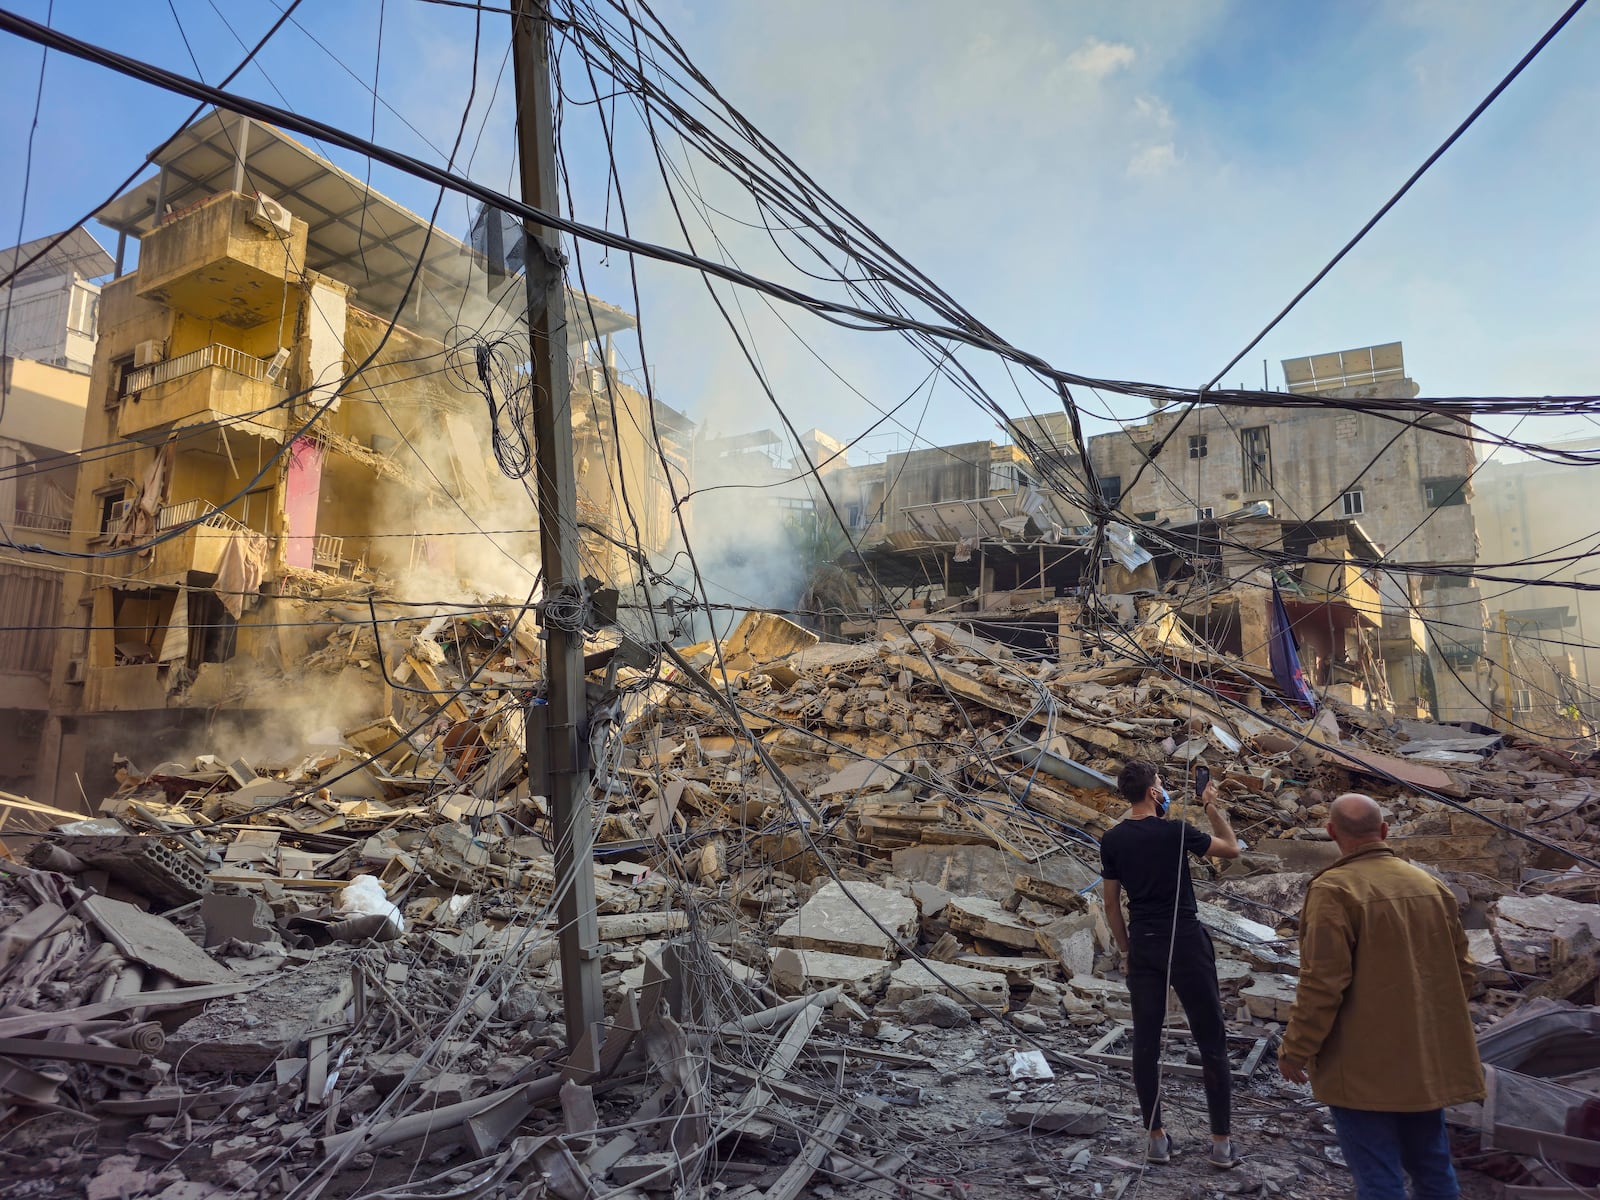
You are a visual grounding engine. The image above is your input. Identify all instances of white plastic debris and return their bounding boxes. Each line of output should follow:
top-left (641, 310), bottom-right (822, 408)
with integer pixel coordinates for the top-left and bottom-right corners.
top-left (337, 874), bottom-right (405, 935)
top-left (1010, 1049), bottom-right (1054, 1080)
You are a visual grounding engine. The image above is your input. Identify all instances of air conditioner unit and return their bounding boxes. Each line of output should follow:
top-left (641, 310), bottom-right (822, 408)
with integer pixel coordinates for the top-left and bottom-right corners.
top-left (264, 347), bottom-right (291, 383)
top-left (249, 194), bottom-right (293, 236)
top-left (64, 658), bottom-right (86, 684)
top-left (133, 338), bottom-right (165, 368)
top-left (107, 499), bottom-right (133, 535)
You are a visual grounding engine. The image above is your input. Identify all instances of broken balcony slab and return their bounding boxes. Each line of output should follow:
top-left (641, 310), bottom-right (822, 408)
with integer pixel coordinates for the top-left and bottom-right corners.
top-left (163, 948), bottom-right (358, 1072)
top-left (772, 881), bottom-right (917, 960)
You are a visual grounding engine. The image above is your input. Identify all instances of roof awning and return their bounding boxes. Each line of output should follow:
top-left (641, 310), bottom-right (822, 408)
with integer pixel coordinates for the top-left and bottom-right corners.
top-left (97, 109), bottom-right (635, 344)
top-left (2, 227), bottom-right (113, 284)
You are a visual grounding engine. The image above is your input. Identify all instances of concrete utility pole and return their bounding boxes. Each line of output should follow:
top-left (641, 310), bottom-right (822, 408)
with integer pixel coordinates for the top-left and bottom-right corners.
top-left (509, 0), bottom-right (606, 1054)
top-left (1497, 610), bottom-right (1515, 727)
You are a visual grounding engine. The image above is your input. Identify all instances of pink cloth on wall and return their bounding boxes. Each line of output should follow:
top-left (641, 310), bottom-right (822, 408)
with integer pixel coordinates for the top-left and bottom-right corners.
top-left (284, 437), bottom-right (324, 569)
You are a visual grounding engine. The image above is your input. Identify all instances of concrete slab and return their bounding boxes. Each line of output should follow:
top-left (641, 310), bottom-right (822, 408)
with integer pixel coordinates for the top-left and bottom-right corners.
top-left (84, 895), bottom-right (234, 985)
top-left (201, 893), bottom-right (277, 947)
top-left (1035, 918), bottom-right (1096, 979)
top-left (773, 881), bottom-right (917, 959)
top-left (891, 844), bottom-right (1097, 902)
top-left (945, 895), bottom-right (1040, 950)
top-left (883, 959), bottom-right (1008, 1010)
top-left (768, 947), bottom-right (893, 999)
top-left (164, 948), bottom-right (357, 1072)
top-left (1241, 973), bottom-right (1299, 1021)
top-left (1006, 1101), bottom-right (1108, 1134)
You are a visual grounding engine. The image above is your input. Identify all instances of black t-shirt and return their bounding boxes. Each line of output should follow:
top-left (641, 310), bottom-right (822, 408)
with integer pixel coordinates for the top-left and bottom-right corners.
top-left (1099, 816), bottom-right (1213, 929)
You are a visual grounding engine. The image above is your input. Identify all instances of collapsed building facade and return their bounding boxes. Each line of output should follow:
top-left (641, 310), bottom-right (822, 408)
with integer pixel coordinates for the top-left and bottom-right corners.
top-left (1, 109), bottom-right (1597, 1200)
top-left (27, 112), bottom-right (687, 804)
top-left (1075, 342), bottom-right (1497, 726)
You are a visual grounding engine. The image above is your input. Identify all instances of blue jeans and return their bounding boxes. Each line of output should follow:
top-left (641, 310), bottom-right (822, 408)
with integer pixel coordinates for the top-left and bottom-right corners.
top-left (1328, 1106), bottom-right (1459, 1200)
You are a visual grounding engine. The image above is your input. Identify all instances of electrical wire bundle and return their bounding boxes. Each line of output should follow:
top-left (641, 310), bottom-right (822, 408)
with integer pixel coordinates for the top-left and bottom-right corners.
top-left (445, 323), bottom-right (537, 479)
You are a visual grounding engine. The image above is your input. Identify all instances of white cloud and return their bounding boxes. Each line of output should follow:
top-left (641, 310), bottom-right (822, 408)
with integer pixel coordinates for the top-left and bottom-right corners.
top-left (1127, 142), bottom-right (1177, 177)
top-left (1066, 37), bottom-right (1137, 79)
top-left (1134, 94), bottom-right (1175, 129)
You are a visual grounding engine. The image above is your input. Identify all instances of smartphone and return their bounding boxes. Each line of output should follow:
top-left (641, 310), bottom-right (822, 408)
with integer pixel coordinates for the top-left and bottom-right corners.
top-left (1194, 765), bottom-right (1211, 796)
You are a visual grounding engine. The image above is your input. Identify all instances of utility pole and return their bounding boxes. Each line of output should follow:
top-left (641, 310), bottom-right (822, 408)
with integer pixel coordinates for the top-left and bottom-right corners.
top-left (1497, 610), bottom-right (1514, 727)
top-left (510, 0), bottom-right (605, 1055)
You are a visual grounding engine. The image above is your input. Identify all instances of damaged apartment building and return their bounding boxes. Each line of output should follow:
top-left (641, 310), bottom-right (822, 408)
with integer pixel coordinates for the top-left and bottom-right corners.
top-left (1063, 342), bottom-right (1500, 726)
top-left (35, 110), bottom-right (686, 803)
top-left (0, 227), bottom-right (111, 795)
top-left (818, 436), bottom-right (1384, 702)
top-left (812, 344), bottom-right (1513, 731)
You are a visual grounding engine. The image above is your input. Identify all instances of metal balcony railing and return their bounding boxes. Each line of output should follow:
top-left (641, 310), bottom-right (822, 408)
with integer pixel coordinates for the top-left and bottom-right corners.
top-left (156, 498), bottom-right (256, 536)
top-left (125, 343), bottom-right (278, 395)
top-left (12, 509), bottom-right (70, 535)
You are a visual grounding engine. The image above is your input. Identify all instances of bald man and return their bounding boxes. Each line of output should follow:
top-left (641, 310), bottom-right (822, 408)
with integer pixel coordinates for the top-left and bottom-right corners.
top-left (1279, 794), bottom-right (1484, 1200)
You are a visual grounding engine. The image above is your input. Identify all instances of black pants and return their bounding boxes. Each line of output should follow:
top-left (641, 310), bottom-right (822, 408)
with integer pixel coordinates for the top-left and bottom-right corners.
top-left (1126, 919), bottom-right (1231, 1136)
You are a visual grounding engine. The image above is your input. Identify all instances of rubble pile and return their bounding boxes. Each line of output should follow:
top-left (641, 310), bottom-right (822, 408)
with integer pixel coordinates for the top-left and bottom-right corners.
top-left (2, 606), bottom-right (1600, 1196)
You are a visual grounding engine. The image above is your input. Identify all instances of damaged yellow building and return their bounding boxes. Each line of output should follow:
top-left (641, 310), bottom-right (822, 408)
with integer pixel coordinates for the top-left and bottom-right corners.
top-left (38, 111), bottom-right (683, 802)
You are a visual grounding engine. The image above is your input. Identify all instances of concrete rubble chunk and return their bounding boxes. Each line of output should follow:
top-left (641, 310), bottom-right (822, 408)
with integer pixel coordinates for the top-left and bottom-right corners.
top-left (945, 895), bottom-right (1041, 950)
top-left (898, 992), bottom-right (973, 1028)
top-left (883, 959), bottom-right (1007, 1010)
top-left (773, 881), bottom-right (917, 960)
top-left (83, 895), bottom-right (235, 985)
top-left (767, 947), bottom-right (893, 999)
top-left (1005, 1101), bottom-right (1109, 1134)
top-left (201, 893), bottom-right (278, 947)
top-left (892, 844), bottom-right (1097, 903)
top-left (1241, 973), bottom-right (1300, 1021)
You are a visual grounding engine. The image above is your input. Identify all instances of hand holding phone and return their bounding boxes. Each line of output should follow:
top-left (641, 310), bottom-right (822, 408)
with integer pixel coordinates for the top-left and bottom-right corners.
top-left (1194, 765), bottom-right (1212, 798)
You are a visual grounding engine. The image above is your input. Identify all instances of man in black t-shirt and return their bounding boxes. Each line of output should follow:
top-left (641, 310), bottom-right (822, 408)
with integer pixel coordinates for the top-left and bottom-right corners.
top-left (1100, 760), bottom-right (1241, 1169)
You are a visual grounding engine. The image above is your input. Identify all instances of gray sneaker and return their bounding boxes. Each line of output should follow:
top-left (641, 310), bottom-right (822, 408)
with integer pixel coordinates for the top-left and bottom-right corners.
top-left (1208, 1138), bottom-right (1240, 1169)
top-left (1145, 1133), bottom-right (1171, 1164)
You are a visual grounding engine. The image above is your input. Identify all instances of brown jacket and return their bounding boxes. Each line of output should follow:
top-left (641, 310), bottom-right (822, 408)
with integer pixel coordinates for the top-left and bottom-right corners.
top-left (1281, 843), bottom-right (1485, 1112)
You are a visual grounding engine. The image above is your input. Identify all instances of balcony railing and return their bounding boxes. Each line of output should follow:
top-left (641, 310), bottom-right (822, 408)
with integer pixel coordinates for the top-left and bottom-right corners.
top-left (12, 509), bottom-right (70, 535)
top-left (156, 498), bottom-right (256, 536)
top-left (313, 534), bottom-right (344, 569)
top-left (125, 343), bottom-right (278, 395)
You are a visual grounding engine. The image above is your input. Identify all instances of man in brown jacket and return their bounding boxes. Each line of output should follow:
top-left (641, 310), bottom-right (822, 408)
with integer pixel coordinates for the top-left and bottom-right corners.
top-left (1279, 793), bottom-right (1484, 1200)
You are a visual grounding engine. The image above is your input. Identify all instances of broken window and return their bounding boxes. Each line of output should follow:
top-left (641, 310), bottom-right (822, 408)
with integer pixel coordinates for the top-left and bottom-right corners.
top-left (1098, 475), bottom-right (1122, 507)
top-left (95, 485), bottom-right (128, 538)
top-left (1513, 688), bottom-right (1534, 713)
top-left (1188, 434), bottom-right (1207, 459)
top-left (1240, 426), bottom-right (1272, 493)
top-left (1195, 506), bottom-right (1214, 521)
top-left (1341, 489), bottom-right (1364, 516)
top-left (104, 354), bottom-right (132, 411)
top-left (1424, 476), bottom-right (1469, 508)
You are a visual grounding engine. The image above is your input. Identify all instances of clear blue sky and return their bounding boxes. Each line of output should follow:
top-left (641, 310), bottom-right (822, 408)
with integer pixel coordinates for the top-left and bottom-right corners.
top-left (3, 0), bottom-right (1596, 459)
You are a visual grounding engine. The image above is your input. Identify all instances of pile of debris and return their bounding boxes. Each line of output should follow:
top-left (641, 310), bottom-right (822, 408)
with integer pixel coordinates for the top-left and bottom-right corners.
top-left (3, 605), bottom-right (1600, 1196)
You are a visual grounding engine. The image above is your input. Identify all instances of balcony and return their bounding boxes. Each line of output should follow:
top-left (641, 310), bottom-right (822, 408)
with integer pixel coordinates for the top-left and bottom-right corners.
top-left (119, 343), bottom-right (289, 443)
top-left (115, 498), bottom-right (276, 585)
top-left (134, 192), bottom-right (307, 328)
